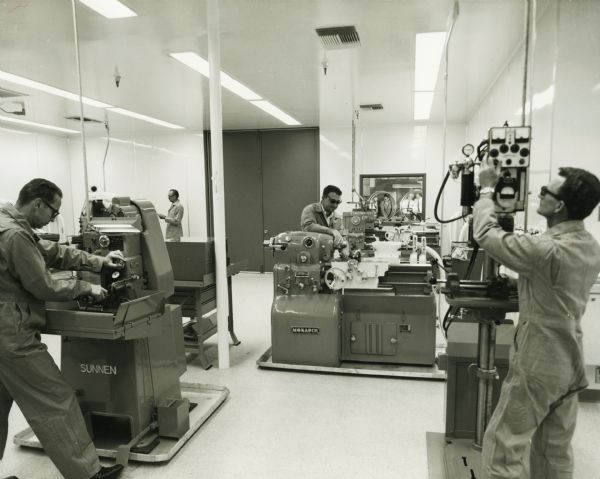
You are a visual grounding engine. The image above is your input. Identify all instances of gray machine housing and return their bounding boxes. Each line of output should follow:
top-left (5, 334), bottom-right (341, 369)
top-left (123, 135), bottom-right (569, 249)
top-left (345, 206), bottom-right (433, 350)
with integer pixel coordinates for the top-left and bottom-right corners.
top-left (269, 228), bottom-right (437, 368)
top-left (44, 197), bottom-right (189, 447)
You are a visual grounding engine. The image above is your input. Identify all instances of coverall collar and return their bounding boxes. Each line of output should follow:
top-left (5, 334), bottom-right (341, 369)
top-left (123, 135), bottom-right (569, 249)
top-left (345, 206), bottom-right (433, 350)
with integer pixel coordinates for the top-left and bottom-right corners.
top-left (544, 219), bottom-right (585, 237)
top-left (0, 202), bottom-right (40, 241)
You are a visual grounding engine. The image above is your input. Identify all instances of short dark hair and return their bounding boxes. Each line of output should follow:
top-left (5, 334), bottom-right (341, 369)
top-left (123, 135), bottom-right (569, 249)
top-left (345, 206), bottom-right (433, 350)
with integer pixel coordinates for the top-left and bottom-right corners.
top-left (322, 185), bottom-right (342, 198)
top-left (557, 167), bottom-right (600, 220)
top-left (169, 189), bottom-right (179, 199)
top-left (17, 178), bottom-right (62, 205)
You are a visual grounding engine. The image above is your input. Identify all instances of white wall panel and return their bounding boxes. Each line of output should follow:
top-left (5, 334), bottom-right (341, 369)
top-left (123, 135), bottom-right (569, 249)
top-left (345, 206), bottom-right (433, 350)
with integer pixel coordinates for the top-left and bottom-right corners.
top-left (68, 132), bottom-right (207, 240)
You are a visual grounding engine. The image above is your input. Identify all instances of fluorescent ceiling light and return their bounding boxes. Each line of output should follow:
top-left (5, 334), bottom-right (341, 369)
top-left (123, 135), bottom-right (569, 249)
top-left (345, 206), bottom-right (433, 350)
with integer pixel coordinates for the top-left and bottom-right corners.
top-left (78, 0), bottom-right (137, 18)
top-left (169, 52), bottom-right (261, 100)
top-left (414, 32), bottom-right (446, 91)
top-left (250, 100), bottom-right (300, 126)
top-left (170, 52), bottom-right (209, 76)
top-left (221, 72), bottom-right (262, 101)
top-left (1, 70), bottom-right (184, 130)
top-left (0, 115), bottom-right (80, 134)
top-left (413, 92), bottom-right (434, 121)
top-left (0, 125), bottom-right (31, 135)
top-left (171, 51), bottom-right (301, 125)
top-left (107, 107), bottom-right (185, 129)
top-left (102, 137), bottom-right (193, 158)
top-left (0, 71), bottom-right (112, 109)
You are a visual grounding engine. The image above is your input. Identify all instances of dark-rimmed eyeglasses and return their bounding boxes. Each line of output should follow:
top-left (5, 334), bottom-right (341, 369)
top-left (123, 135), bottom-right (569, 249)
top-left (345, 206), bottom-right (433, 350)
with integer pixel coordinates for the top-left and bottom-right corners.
top-left (540, 186), bottom-right (562, 201)
top-left (327, 196), bottom-right (342, 205)
top-left (41, 199), bottom-right (60, 219)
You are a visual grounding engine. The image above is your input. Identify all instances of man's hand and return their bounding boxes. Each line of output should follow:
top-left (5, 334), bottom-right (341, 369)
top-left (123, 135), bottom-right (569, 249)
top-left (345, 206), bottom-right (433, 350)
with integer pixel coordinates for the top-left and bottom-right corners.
top-left (158, 213), bottom-right (166, 220)
top-left (88, 284), bottom-right (108, 302)
top-left (331, 228), bottom-right (344, 248)
top-left (479, 157), bottom-right (501, 189)
top-left (103, 250), bottom-right (125, 270)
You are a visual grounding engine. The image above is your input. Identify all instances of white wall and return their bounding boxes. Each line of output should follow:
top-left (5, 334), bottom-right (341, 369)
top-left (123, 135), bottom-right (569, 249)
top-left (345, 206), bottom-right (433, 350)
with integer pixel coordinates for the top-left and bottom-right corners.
top-left (468, 0), bottom-right (600, 241)
top-left (0, 128), bottom-right (74, 239)
top-left (68, 132), bottom-right (207, 240)
top-left (467, 0), bottom-right (600, 363)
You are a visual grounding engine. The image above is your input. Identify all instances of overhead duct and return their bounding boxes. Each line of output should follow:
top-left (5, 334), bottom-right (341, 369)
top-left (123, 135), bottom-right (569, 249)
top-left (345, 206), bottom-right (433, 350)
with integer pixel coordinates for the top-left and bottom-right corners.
top-left (315, 26), bottom-right (360, 50)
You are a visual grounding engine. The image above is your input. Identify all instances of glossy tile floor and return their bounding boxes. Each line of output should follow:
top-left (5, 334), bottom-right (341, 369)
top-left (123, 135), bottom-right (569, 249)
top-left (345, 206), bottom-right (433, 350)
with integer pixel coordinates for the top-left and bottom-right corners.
top-left (2, 272), bottom-right (600, 478)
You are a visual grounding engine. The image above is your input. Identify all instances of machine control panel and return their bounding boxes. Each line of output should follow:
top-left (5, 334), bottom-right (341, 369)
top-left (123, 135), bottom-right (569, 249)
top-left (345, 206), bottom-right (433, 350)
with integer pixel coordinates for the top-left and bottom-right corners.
top-left (488, 126), bottom-right (531, 168)
top-left (487, 126), bottom-right (531, 214)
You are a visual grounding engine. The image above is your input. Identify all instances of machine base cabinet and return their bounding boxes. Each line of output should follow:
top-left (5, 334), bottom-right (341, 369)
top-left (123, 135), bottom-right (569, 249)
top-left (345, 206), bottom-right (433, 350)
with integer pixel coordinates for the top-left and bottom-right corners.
top-left (341, 294), bottom-right (436, 365)
top-left (271, 294), bottom-right (341, 367)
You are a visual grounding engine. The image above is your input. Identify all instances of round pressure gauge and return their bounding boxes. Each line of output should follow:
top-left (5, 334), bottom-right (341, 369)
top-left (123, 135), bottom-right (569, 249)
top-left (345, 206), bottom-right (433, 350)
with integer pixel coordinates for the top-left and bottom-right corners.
top-left (462, 143), bottom-right (475, 157)
top-left (351, 215), bottom-right (362, 226)
top-left (98, 235), bottom-right (110, 248)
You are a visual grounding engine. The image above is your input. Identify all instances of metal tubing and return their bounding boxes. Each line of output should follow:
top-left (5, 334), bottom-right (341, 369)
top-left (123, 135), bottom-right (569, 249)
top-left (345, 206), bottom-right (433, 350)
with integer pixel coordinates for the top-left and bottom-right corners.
top-left (521, 0), bottom-right (533, 127)
top-left (70, 0), bottom-right (91, 221)
top-left (351, 110), bottom-right (358, 201)
top-left (475, 318), bottom-right (490, 448)
top-left (207, 0), bottom-right (230, 369)
top-left (485, 322), bottom-right (497, 426)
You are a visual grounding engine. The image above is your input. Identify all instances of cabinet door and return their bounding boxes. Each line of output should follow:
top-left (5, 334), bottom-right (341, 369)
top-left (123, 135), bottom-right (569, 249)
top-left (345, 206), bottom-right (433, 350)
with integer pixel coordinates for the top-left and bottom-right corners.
top-left (223, 131), bottom-right (263, 271)
top-left (261, 128), bottom-right (320, 272)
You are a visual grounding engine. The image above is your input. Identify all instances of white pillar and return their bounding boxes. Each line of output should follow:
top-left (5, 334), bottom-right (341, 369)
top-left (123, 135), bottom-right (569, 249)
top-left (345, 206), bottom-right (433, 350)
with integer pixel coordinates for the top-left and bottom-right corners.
top-left (207, 0), bottom-right (230, 369)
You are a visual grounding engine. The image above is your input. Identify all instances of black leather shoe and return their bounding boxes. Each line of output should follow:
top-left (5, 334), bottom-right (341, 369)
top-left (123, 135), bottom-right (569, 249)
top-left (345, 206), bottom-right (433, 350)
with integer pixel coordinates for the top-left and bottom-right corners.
top-left (90, 464), bottom-right (124, 479)
top-left (2, 476), bottom-right (19, 479)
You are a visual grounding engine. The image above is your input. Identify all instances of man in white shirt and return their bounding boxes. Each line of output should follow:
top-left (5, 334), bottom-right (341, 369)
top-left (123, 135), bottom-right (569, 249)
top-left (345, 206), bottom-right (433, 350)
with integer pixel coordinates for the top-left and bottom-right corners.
top-left (158, 189), bottom-right (184, 241)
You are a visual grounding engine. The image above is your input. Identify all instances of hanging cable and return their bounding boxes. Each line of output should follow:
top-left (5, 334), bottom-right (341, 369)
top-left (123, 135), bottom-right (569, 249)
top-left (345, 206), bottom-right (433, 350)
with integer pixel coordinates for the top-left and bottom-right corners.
top-left (351, 109), bottom-right (359, 203)
top-left (102, 112), bottom-right (110, 192)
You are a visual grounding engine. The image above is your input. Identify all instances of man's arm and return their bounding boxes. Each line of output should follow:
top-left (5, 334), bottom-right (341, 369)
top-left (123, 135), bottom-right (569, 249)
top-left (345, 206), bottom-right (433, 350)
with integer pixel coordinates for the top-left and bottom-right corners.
top-left (473, 199), bottom-right (549, 275)
top-left (38, 238), bottom-right (104, 273)
top-left (474, 158), bottom-right (549, 275)
top-left (7, 231), bottom-right (98, 301)
top-left (165, 204), bottom-right (184, 226)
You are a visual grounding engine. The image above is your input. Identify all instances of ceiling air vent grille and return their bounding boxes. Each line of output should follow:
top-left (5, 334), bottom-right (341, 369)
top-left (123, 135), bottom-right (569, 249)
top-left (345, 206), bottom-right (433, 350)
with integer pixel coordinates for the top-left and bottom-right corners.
top-left (360, 104), bottom-right (384, 111)
top-left (316, 26), bottom-right (360, 50)
top-left (0, 86), bottom-right (26, 98)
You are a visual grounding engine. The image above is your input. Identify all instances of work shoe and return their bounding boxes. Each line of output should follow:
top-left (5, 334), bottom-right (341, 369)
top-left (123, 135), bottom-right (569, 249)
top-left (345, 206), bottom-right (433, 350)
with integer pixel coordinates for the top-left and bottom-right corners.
top-left (2, 476), bottom-right (18, 478)
top-left (90, 464), bottom-right (124, 479)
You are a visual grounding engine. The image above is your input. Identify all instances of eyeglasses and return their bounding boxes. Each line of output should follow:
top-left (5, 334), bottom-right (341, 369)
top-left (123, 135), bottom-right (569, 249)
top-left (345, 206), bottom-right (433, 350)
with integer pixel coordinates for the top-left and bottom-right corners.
top-left (540, 186), bottom-right (562, 201)
top-left (41, 199), bottom-right (60, 219)
top-left (327, 196), bottom-right (342, 205)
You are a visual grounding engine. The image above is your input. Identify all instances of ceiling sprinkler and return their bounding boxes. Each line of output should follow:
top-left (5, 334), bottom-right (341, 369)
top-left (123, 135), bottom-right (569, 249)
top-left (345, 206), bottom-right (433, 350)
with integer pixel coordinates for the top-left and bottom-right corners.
top-left (114, 66), bottom-right (122, 88)
top-left (321, 52), bottom-right (328, 76)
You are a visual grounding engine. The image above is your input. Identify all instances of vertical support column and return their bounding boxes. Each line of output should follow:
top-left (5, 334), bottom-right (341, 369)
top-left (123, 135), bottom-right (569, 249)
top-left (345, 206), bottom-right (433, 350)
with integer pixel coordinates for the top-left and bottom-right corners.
top-left (207, 0), bottom-right (230, 369)
top-left (475, 317), bottom-right (489, 448)
top-left (474, 317), bottom-right (498, 449)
